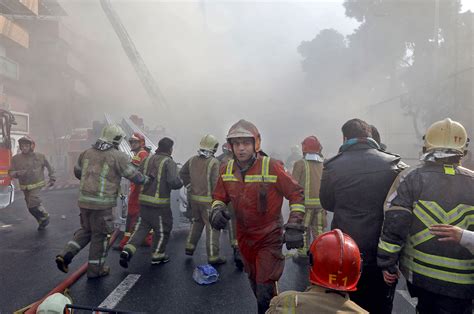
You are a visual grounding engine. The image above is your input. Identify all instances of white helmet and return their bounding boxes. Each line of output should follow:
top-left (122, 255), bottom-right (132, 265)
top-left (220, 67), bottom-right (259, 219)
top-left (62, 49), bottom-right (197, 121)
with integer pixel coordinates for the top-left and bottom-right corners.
top-left (36, 292), bottom-right (72, 314)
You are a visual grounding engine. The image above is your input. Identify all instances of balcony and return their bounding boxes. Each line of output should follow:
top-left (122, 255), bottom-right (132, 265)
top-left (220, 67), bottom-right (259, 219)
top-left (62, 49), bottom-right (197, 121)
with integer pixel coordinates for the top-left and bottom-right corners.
top-left (0, 15), bottom-right (28, 48)
top-left (0, 0), bottom-right (38, 15)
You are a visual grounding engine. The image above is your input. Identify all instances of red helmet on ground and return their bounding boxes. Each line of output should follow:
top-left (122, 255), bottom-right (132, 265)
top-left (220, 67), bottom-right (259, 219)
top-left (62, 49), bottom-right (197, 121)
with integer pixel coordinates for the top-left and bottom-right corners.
top-left (129, 132), bottom-right (146, 148)
top-left (226, 119), bottom-right (262, 152)
top-left (302, 136), bottom-right (322, 154)
top-left (309, 229), bottom-right (361, 291)
top-left (18, 136), bottom-right (35, 151)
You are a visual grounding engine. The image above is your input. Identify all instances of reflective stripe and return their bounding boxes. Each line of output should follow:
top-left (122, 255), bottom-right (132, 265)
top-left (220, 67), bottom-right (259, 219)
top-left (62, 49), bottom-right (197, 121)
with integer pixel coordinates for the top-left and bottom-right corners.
top-left (443, 164), bottom-right (455, 175)
top-left (410, 202), bottom-right (474, 246)
top-left (138, 194), bottom-right (170, 204)
top-left (20, 180), bottom-right (45, 190)
top-left (404, 246), bottom-right (474, 271)
top-left (191, 195), bottom-right (212, 203)
top-left (68, 241), bottom-right (81, 250)
top-left (409, 228), bottom-right (434, 247)
top-left (88, 259), bottom-right (101, 265)
top-left (378, 240), bottom-right (402, 253)
top-left (290, 204), bottom-right (305, 213)
top-left (401, 256), bottom-right (474, 285)
top-left (212, 200), bottom-right (226, 209)
top-left (154, 216), bottom-right (164, 254)
top-left (79, 159), bottom-right (89, 190)
top-left (305, 198), bottom-right (321, 206)
top-left (98, 163), bottom-right (110, 197)
top-left (139, 157), bottom-right (170, 205)
top-left (78, 193), bottom-right (116, 206)
top-left (244, 175), bottom-right (277, 183)
top-left (222, 159), bottom-right (238, 181)
top-left (244, 157), bottom-right (277, 183)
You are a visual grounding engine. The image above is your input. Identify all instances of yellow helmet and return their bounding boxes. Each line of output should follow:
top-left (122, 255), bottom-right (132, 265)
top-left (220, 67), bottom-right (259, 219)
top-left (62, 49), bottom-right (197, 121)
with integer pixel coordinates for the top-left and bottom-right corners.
top-left (99, 124), bottom-right (125, 146)
top-left (199, 134), bottom-right (219, 152)
top-left (423, 118), bottom-right (469, 154)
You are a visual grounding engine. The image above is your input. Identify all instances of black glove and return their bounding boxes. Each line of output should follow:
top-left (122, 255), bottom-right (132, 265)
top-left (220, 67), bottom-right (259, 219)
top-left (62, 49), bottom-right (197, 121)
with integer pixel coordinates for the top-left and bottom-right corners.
top-left (284, 223), bottom-right (305, 250)
top-left (210, 206), bottom-right (230, 230)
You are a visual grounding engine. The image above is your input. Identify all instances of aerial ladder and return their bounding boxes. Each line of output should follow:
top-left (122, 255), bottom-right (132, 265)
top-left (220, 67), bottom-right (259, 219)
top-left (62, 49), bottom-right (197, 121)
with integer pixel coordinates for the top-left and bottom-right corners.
top-left (99, 0), bottom-right (167, 109)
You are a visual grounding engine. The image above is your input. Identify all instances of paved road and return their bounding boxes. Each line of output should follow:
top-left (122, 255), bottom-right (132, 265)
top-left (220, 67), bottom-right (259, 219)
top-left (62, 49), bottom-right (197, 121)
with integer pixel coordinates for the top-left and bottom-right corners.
top-left (0, 189), bottom-right (416, 313)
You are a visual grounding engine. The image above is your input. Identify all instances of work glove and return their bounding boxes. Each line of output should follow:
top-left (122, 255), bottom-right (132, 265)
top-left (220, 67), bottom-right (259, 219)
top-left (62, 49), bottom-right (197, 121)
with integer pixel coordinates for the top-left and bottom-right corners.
top-left (284, 223), bottom-right (305, 250)
top-left (210, 206), bottom-right (230, 230)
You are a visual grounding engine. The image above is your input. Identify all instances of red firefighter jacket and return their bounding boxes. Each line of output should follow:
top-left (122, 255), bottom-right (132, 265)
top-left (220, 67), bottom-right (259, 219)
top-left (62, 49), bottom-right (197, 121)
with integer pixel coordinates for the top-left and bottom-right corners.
top-left (129, 149), bottom-right (149, 205)
top-left (212, 155), bottom-right (304, 243)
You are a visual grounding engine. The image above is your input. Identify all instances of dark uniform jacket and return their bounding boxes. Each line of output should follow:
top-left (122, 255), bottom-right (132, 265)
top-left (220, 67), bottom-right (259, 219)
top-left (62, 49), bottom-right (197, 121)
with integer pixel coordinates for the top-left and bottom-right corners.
top-left (378, 162), bottom-right (474, 299)
top-left (139, 152), bottom-right (183, 207)
top-left (320, 140), bottom-right (404, 265)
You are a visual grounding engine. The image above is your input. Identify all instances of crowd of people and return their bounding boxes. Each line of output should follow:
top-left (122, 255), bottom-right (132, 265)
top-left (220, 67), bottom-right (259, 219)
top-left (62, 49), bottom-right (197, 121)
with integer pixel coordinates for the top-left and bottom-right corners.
top-left (10, 117), bottom-right (474, 313)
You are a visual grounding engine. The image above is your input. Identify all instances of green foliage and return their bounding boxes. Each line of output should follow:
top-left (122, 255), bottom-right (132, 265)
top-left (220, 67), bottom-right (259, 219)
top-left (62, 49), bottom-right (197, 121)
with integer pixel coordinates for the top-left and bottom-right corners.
top-left (298, 0), bottom-right (473, 134)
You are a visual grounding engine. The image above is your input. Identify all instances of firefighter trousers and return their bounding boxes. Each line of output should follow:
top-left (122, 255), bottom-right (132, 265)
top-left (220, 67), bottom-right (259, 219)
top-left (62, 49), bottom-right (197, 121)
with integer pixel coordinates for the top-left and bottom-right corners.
top-left (407, 281), bottom-right (473, 314)
top-left (298, 207), bottom-right (326, 254)
top-left (61, 208), bottom-right (114, 278)
top-left (186, 201), bottom-right (221, 258)
top-left (128, 204), bottom-right (173, 255)
top-left (23, 188), bottom-right (49, 222)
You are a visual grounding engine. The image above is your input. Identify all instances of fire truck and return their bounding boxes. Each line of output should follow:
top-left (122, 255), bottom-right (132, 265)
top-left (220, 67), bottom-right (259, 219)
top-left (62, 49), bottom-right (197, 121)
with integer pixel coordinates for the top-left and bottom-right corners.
top-left (0, 109), bottom-right (30, 208)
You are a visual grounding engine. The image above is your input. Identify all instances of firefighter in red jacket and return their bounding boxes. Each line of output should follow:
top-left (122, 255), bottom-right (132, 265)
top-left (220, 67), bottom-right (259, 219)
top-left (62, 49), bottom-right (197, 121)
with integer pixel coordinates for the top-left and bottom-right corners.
top-left (210, 119), bottom-right (305, 314)
top-left (118, 132), bottom-right (151, 250)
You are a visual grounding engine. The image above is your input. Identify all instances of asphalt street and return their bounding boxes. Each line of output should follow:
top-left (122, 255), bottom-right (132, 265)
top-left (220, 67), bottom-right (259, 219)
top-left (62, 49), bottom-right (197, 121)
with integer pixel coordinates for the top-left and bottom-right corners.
top-left (0, 188), bottom-right (416, 313)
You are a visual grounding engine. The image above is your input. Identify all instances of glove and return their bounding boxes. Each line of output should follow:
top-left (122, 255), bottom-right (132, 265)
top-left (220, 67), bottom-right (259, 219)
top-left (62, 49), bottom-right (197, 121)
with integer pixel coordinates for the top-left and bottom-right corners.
top-left (48, 179), bottom-right (55, 187)
top-left (284, 223), bottom-right (305, 250)
top-left (210, 206), bottom-right (230, 230)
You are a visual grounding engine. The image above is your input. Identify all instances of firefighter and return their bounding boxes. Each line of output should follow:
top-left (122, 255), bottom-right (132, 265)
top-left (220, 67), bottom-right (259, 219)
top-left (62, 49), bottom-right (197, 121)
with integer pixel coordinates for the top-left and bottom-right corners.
top-left (180, 134), bottom-right (226, 264)
top-left (292, 135), bottom-right (327, 259)
top-left (217, 142), bottom-right (244, 269)
top-left (120, 137), bottom-right (183, 267)
top-left (210, 119), bottom-right (305, 314)
top-left (267, 229), bottom-right (368, 313)
top-left (9, 136), bottom-right (55, 230)
top-left (320, 118), bottom-right (405, 313)
top-left (55, 124), bottom-right (147, 279)
top-left (118, 132), bottom-right (151, 250)
top-left (377, 118), bottom-right (474, 314)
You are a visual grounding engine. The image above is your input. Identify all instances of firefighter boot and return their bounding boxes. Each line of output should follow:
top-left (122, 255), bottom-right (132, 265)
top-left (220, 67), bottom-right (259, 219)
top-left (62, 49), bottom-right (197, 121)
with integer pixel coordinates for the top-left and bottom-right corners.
top-left (233, 247), bottom-right (244, 270)
top-left (119, 245), bottom-right (135, 268)
top-left (185, 243), bottom-right (195, 256)
top-left (37, 214), bottom-right (50, 230)
top-left (55, 252), bottom-right (74, 273)
top-left (208, 256), bottom-right (227, 265)
top-left (87, 266), bottom-right (110, 279)
top-left (151, 252), bottom-right (170, 265)
top-left (256, 283), bottom-right (276, 314)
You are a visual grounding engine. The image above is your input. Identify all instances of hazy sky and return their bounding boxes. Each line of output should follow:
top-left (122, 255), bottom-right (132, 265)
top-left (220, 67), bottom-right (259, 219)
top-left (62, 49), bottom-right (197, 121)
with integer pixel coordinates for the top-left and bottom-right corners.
top-left (56, 0), bottom-right (473, 161)
top-left (58, 0), bottom-right (360, 159)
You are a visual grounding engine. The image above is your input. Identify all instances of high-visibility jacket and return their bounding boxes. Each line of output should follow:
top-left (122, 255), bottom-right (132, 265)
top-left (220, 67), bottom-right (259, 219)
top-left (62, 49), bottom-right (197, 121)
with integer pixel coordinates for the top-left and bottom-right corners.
top-left (292, 159), bottom-right (323, 209)
top-left (139, 152), bottom-right (183, 207)
top-left (179, 155), bottom-right (220, 204)
top-left (76, 147), bottom-right (146, 210)
top-left (377, 162), bottom-right (474, 299)
top-left (10, 152), bottom-right (55, 191)
top-left (212, 155), bottom-right (305, 242)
